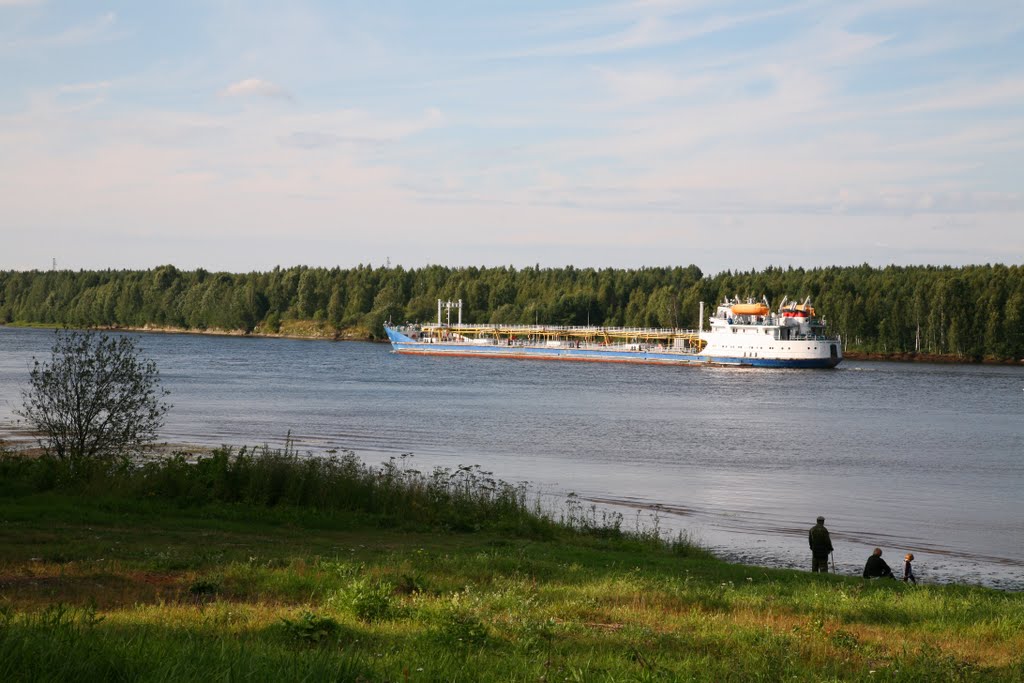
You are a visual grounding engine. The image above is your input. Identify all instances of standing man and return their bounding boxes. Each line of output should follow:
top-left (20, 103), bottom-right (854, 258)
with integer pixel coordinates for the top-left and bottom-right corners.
top-left (808, 516), bottom-right (833, 573)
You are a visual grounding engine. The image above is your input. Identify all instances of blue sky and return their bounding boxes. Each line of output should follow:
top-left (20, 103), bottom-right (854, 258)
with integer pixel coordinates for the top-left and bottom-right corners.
top-left (1, 0), bottom-right (1022, 273)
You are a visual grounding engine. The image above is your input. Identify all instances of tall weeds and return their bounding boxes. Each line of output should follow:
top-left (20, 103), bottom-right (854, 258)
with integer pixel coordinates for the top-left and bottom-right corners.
top-left (3, 445), bottom-right (558, 537)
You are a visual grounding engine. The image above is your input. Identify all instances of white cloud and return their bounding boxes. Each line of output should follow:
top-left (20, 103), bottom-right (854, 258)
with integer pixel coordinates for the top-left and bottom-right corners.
top-left (57, 80), bottom-right (113, 93)
top-left (221, 78), bottom-right (292, 100)
top-left (46, 11), bottom-right (117, 47)
top-left (514, 3), bottom-right (806, 57)
top-left (596, 67), bottom-right (709, 105)
top-left (2, 11), bottom-right (121, 52)
top-left (276, 107), bottom-right (444, 146)
top-left (897, 79), bottom-right (1024, 114)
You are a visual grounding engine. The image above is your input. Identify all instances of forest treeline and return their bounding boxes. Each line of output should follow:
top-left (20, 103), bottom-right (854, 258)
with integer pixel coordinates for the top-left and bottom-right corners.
top-left (1, 263), bottom-right (1022, 359)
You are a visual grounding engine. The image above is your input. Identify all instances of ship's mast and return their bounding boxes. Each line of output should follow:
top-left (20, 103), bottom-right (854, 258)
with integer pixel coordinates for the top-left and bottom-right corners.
top-left (437, 299), bottom-right (463, 327)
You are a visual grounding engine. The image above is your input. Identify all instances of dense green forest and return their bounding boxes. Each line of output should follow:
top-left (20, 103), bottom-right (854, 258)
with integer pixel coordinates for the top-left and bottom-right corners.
top-left (1, 264), bottom-right (1022, 359)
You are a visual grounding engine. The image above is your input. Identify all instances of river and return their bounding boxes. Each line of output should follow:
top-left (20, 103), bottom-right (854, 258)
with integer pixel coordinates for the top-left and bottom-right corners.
top-left (1, 326), bottom-right (1022, 589)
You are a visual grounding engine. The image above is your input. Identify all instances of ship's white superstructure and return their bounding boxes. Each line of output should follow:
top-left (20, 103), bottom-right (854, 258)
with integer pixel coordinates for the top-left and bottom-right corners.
top-left (696, 297), bottom-right (841, 366)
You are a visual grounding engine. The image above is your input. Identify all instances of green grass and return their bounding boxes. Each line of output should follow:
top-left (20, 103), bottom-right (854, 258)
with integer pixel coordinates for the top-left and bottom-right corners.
top-left (1, 448), bottom-right (1022, 681)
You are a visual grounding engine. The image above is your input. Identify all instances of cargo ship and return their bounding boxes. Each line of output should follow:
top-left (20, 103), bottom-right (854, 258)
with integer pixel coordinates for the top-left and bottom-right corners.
top-left (385, 297), bottom-right (842, 368)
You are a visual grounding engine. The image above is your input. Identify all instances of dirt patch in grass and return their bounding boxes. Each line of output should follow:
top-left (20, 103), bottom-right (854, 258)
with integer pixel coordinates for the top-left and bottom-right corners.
top-left (0, 569), bottom-right (192, 609)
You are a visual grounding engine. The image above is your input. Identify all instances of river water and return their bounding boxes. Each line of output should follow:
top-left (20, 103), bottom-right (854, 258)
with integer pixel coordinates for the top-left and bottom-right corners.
top-left (1, 326), bottom-right (1022, 590)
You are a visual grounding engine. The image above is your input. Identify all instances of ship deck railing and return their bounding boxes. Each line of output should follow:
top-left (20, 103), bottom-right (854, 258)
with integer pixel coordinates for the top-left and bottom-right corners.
top-left (416, 323), bottom-right (701, 337)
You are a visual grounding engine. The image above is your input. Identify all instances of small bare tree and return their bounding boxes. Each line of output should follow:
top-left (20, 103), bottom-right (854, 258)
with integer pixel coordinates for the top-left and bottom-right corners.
top-left (18, 330), bottom-right (171, 467)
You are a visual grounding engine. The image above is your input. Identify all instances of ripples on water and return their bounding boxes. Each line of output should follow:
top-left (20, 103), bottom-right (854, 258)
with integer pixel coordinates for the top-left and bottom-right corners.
top-left (1, 326), bottom-right (1022, 589)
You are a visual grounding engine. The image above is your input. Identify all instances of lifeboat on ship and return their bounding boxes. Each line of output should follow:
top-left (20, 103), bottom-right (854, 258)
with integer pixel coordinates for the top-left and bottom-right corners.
top-left (780, 303), bottom-right (815, 318)
top-left (730, 303), bottom-right (769, 316)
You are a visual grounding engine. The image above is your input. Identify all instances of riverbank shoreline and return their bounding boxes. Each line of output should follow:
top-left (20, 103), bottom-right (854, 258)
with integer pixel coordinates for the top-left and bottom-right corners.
top-left (1, 446), bottom-right (1022, 679)
top-left (2, 432), bottom-right (1017, 591)
top-left (5, 322), bottom-right (1022, 364)
top-left (1, 321), bottom-right (375, 342)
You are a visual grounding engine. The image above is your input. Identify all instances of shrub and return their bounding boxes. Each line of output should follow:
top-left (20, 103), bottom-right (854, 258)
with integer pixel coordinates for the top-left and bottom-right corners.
top-left (279, 611), bottom-right (342, 644)
top-left (429, 608), bottom-right (489, 648)
top-left (188, 580), bottom-right (220, 599)
top-left (330, 578), bottom-right (397, 622)
top-left (427, 590), bottom-right (489, 648)
top-left (394, 573), bottom-right (425, 595)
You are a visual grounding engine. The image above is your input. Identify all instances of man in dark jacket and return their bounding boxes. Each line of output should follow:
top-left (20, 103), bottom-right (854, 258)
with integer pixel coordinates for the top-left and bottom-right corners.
top-left (863, 547), bottom-right (896, 579)
top-left (808, 516), bottom-right (833, 572)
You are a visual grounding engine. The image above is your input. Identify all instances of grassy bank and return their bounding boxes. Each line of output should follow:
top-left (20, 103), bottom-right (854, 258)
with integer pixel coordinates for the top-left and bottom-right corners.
top-left (1, 447), bottom-right (1022, 681)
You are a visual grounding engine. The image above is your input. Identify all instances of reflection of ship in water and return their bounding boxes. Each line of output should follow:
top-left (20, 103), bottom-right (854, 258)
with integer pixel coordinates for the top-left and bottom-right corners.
top-left (386, 296), bottom-right (842, 368)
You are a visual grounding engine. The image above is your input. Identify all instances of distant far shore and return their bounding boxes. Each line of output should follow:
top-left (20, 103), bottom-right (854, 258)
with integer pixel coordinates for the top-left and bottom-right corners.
top-left (4, 264), bottom-right (1021, 362)
top-left (840, 350), bottom-right (1024, 365)
top-left (5, 322), bottom-right (1022, 365)
top-left (1, 321), bottom-right (375, 343)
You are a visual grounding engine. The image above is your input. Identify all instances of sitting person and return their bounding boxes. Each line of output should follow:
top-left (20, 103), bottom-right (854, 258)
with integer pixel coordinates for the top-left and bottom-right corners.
top-left (863, 547), bottom-right (896, 579)
top-left (903, 553), bottom-right (917, 584)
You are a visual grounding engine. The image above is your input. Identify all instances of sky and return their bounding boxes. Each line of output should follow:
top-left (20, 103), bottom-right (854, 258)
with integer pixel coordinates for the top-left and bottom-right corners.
top-left (1, 0), bottom-right (1022, 274)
